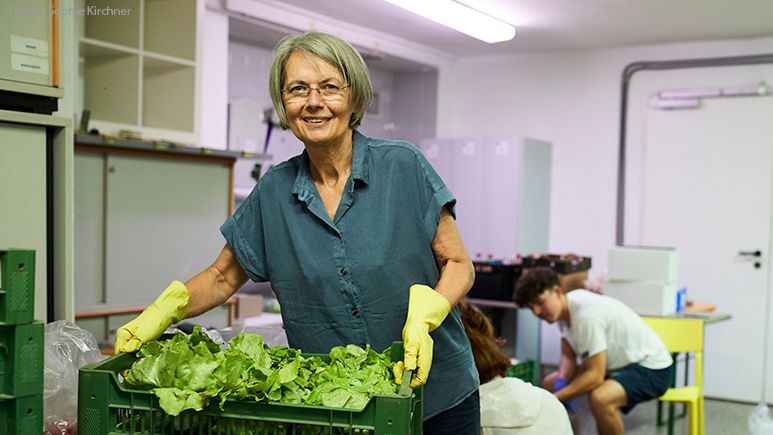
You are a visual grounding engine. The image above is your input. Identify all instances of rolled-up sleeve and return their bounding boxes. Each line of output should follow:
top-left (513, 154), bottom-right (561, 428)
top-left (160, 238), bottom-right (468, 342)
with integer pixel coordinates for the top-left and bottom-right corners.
top-left (415, 150), bottom-right (456, 240)
top-left (220, 187), bottom-right (268, 282)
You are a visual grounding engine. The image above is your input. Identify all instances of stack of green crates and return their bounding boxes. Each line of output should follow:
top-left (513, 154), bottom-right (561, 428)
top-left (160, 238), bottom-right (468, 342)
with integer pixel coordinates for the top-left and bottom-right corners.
top-left (0, 249), bottom-right (44, 435)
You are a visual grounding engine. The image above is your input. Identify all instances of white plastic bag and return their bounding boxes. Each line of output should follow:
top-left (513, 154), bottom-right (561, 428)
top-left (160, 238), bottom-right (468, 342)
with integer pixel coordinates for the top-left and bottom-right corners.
top-left (43, 320), bottom-right (106, 435)
top-left (749, 403), bottom-right (773, 435)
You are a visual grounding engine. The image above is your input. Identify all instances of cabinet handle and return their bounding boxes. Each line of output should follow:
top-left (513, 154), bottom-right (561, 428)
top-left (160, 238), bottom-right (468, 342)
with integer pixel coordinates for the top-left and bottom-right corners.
top-left (739, 250), bottom-right (762, 257)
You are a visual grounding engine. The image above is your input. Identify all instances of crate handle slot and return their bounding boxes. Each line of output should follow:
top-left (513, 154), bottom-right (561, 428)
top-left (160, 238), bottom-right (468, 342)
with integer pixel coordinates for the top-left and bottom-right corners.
top-left (399, 370), bottom-right (413, 397)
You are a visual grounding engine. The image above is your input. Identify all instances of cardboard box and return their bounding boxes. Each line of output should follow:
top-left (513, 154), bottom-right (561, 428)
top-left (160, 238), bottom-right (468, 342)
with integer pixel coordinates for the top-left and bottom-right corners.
top-left (607, 246), bottom-right (678, 282)
top-left (236, 294), bottom-right (263, 319)
top-left (604, 280), bottom-right (678, 316)
top-left (559, 270), bottom-right (588, 292)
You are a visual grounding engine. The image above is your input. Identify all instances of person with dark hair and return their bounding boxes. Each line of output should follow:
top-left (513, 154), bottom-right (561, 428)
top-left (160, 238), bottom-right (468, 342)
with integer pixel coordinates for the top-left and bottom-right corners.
top-left (460, 301), bottom-right (572, 435)
top-left (114, 31), bottom-right (480, 434)
top-left (513, 267), bottom-right (674, 435)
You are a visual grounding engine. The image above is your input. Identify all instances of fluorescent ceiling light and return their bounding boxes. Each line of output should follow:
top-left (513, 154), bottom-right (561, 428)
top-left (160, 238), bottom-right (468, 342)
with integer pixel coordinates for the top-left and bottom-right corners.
top-left (383, 0), bottom-right (515, 43)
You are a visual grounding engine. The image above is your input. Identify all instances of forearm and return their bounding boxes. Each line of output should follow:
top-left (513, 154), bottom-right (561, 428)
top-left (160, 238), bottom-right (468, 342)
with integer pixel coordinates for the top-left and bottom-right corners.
top-left (184, 244), bottom-right (248, 318)
top-left (434, 258), bottom-right (475, 306)
top-left (555, 368), bottom-right (604, 401)
top-left (558, 355), bottom-right (577, 380)
top-left (184, 266), bottom-right (240, 317)
top-left (431, 206), bottom-right (474, 306)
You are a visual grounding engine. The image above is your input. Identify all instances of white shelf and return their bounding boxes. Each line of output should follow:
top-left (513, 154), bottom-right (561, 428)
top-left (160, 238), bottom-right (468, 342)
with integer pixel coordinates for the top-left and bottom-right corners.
top-left (81, 42), bottom-right (139, 126)
top-left (78, 0), bottom-right (197, 137)
top-left (143, 57), bottom-right (195, 131)
top-left (144, 0), bottom-right (197, 61)
top-left (85, 0), bottom-right (141, 49)
top-left (81, 37), bottom-right (140, 56)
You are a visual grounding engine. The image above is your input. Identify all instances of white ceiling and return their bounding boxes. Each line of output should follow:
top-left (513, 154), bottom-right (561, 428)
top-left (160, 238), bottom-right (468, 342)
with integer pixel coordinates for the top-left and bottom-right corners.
top-left (227, 0), bottom-right (773, 70)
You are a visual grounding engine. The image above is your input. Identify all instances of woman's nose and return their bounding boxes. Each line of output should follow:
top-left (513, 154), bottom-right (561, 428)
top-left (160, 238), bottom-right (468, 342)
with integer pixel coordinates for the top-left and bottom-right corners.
top-left (305, 88), bottom-right (324, 106)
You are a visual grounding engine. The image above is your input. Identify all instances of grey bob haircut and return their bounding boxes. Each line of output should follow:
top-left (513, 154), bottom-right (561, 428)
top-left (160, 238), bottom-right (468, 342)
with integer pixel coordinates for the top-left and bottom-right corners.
top-left (269, 31), bottom-right (373, 130)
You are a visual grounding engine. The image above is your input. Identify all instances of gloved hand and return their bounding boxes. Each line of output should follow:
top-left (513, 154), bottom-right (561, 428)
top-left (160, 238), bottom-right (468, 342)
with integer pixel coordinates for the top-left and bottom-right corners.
top-left (114, 280), bottom-right (190, 354)
top-left (553, 377), bottom-right (576, 413)
top-left (393, 284), bottom-right (451, 389)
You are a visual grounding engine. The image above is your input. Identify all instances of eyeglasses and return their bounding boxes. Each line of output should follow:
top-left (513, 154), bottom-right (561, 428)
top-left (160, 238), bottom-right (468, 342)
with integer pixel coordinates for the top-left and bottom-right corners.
top-left (283, 83), bottom-right (350, 103)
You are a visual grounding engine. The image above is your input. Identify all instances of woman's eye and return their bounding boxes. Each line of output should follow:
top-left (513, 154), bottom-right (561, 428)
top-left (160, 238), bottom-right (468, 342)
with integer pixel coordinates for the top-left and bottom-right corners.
top-left (323, 83), bottom-right (341, 91)
top-left (289, 85), bottom-right (308, 94)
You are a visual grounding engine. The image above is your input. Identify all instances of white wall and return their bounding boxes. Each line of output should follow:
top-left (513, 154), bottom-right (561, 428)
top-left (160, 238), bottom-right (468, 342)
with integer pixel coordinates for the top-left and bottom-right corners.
top-left (437, 36), bottom-right (773, 278)
top-left (199, 7), bottom-right (230, 150)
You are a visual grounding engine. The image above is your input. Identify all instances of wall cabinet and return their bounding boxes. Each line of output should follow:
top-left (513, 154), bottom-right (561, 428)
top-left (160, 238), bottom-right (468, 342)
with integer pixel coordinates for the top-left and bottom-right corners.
top-left (419, 138), bottom-right (552, 259)
top-left (0, 0), bottom-right (54, 88)
top-left (73, 138), bottom-right (237, 342)
top-left (78, 0), bottom-right (198, 142)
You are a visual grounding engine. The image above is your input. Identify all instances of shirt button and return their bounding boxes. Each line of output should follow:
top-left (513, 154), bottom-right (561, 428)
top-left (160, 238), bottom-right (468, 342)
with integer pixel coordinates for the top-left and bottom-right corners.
top-left (351, 307), bottom-right (359, 316)
top-left (340, 268), bottom-right (348, 276)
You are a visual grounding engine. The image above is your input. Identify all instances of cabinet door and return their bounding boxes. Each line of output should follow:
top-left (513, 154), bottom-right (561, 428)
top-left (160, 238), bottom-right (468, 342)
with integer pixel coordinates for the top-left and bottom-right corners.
top-left (0, 122), bottom-right (47, 320)
top-left (482, 139), bottom-right (520, 259)
top-left (103, 155), bottom-right (230, 306)
top-left (451, 139), bottom-right (486, 257)
top-left (74, 153), bottom-right (105, 307)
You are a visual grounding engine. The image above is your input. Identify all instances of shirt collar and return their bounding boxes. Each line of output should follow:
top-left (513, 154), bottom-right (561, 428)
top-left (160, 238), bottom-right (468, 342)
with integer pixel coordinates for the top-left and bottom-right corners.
top-left (291, 130), bottom-right (370, 199)
top-left (350, 130), bottom-right (370, 185)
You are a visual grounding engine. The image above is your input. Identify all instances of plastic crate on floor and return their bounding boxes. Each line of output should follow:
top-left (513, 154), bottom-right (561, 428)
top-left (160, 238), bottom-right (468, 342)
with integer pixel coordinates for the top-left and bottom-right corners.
top-left (78, 341), bottom-right (423, 435)
top-left (0, 249), bottom-right (36, 325)
top-left (0, 393), bottom-right (43, 435)
top-left (506, 359), bottom-right (538, 385)
top-left (0, 321), bottom-right (44, 397)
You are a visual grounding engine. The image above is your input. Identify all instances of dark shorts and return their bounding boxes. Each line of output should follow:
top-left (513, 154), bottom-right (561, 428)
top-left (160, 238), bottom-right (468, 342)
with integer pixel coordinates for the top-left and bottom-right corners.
top-left (609, 362), bottom-right (674, 414)
top-left (423, 389), bottom-right (480, 435)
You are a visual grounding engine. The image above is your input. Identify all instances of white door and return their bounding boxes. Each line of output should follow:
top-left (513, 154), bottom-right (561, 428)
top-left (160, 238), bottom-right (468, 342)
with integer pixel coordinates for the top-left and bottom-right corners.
top-left (640, 97), bottom-right (773, 402)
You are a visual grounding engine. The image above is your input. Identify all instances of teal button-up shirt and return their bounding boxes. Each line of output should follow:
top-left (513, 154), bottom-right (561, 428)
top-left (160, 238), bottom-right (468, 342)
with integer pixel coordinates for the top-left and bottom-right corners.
top-left (221, 131), bottom-right (479, 419)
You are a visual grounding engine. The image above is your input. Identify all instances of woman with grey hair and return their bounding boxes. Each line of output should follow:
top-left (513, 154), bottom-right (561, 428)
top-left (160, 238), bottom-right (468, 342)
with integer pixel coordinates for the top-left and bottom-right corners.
top-left (115, 30), bottom-right (480, 433)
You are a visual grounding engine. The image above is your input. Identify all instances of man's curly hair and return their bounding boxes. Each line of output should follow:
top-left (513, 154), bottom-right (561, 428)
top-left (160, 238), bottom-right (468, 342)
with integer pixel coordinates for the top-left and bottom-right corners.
top-left (513, 267), bottom-right (559, 308)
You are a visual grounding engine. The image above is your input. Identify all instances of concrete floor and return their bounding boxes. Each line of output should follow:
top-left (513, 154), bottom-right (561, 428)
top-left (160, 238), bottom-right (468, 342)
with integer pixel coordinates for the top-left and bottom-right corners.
top-left (569, 394), bottom-right (760, 435)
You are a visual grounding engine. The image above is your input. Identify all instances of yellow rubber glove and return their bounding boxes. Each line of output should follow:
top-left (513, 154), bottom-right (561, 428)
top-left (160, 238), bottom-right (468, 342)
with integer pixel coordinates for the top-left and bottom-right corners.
top-left (114, 280), bottom-right (190, 354)
top-left (393, 284), bottom-right (452, 388)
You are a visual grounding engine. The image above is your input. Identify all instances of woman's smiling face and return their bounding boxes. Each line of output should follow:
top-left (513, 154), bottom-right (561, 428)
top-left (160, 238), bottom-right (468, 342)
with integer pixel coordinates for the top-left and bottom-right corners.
top-left (282, 51), bottom-right (355, 148)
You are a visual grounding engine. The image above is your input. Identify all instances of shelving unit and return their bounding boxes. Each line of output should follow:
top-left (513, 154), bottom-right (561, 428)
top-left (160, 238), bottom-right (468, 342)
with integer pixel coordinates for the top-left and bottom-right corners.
top-left (78, 0), bottom-right (198, 142)
top-left (142, 56), bottom-right (195, 131)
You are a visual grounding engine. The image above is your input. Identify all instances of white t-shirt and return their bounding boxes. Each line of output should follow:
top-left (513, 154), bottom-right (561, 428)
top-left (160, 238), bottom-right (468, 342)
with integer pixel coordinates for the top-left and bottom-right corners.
top-left (558, 290), bottom-right (672, 370)
top-left (480, 376), bottom-right (573, 435)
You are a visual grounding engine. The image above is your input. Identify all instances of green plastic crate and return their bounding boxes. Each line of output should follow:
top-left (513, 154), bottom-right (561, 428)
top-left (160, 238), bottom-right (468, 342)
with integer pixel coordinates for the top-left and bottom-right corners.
top-left (0, 393), bottom-right (43, 435)
top-left (0, 321), bottom-right (44, 398)
top-left (506, 359), bottom-right (539, 385)
top-left (79, 341), bottom-right (423, 435)
top-left (0, 249), bottom-right (35, 325)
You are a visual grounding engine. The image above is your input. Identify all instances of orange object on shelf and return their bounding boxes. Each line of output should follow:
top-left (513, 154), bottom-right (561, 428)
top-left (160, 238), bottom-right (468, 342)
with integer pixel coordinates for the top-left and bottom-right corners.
top-left (684, 301), bottom-right (717, 313)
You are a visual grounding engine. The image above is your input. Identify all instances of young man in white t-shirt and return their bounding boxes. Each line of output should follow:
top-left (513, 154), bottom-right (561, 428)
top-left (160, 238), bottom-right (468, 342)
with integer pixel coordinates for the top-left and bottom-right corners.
top-left (513, 267), bottom-right (674, 435)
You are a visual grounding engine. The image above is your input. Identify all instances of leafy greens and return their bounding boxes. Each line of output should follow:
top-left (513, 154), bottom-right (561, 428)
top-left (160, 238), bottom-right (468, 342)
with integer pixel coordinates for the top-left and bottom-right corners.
top-left (123, 327), bottom-right (399, 416)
